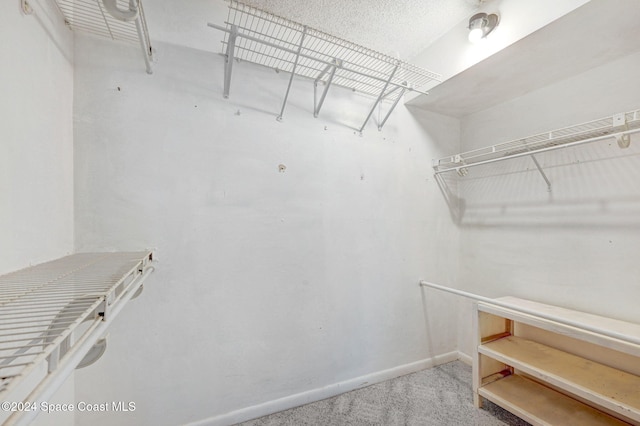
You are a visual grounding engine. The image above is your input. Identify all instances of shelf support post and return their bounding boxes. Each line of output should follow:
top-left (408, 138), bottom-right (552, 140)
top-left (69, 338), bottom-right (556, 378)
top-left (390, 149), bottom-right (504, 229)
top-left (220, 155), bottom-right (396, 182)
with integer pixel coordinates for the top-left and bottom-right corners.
top-left (133, 2), bottom-right (153, 74)
top-left (134, 19), bottom-right (153, 74)
top-left (359, 63), bottom-right (399, 133)
top-left (378, 86), bottom-right (406, 131)
top-left (223, 24), bottom-right (239, 99)
top-left (277, 26), bottom-right (307, 122)
top-left (47, 347), bottom-right (60, 373)
top-left (529, 154), bottom-right (551, 192)
top-left (313, 59), bottom-right (340, 118)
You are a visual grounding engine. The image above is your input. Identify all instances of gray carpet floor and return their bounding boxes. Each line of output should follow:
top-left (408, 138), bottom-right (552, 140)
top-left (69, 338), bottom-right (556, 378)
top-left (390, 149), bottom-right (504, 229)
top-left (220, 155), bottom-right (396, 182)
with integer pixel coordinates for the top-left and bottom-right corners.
top-left (237, 361), bottom-right (530, 426)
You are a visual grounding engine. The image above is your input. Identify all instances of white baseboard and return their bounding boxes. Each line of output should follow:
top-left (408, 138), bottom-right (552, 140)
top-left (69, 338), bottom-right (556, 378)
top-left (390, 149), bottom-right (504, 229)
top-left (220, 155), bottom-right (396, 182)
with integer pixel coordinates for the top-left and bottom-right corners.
top-left (185, 351), bottom-right (460, 426)
top-left (457, 351), bottom-right (472, 366)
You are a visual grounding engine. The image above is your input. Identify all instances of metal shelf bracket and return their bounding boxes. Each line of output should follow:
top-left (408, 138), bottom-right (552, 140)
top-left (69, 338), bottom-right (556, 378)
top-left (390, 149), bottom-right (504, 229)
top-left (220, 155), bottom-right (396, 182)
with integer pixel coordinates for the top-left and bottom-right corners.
top-left (613, 113), bottom-right (631, 148)
top-left (277, 26), bottom-right (308, 122)
top-left (359, 63), bottom-right (399, 133)
top-left (223, 24), bottom-right (239, 99)
top-left (529, 154), bottom-right (552, 192)
top-left (313, 59), bottom-right (341, 118)
top-left (377, 84), bottom-right (408, 131)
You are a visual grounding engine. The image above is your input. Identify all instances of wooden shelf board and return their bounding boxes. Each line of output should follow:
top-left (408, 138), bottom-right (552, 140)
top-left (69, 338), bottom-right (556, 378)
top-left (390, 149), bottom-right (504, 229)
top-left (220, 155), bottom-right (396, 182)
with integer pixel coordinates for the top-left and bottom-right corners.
top-left (480, 336), bottom-right (640, 423)
top-left (479, 375), bottom-right (629, 426)
top-left (496, 297), bottom-right (640, 342)
top-left (479, 298), bottom-right (640, 358)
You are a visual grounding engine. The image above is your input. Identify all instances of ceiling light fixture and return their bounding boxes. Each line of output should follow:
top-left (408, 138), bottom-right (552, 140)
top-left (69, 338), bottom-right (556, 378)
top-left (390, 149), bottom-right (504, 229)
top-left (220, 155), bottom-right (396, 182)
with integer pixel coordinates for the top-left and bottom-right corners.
top-left (468, 12), bottom-right (499, 43)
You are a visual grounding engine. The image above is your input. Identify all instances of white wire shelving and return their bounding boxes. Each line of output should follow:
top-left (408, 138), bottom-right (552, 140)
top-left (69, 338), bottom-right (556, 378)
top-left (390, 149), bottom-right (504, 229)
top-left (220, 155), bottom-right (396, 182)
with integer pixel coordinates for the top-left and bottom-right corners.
top-left (433, 109), bottom-right (640, 191)
top-left (49, 0), bottom-right (153, 73)
top-left (208, 0), bottom-right (442, 132)
top-left (0, 251), bottom-right (154, 426)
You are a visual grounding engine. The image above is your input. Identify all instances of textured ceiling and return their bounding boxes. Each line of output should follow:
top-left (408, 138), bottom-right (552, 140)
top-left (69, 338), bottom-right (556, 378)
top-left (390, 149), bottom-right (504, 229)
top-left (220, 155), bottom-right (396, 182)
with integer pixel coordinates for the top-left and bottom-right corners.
top-left (238, 0), bottom-right (482, 60)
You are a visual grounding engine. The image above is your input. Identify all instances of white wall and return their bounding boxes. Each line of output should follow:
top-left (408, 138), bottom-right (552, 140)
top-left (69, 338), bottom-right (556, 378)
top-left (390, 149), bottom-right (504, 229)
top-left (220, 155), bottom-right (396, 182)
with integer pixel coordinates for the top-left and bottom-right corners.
top-left (454, 51), bottom-right (640, 355)
top-left (0, 1), bottom-right (75, 425)
top-left (72, 35), bottom-right (461, 426)
top-left (0, 0), bottom-right (74, 274)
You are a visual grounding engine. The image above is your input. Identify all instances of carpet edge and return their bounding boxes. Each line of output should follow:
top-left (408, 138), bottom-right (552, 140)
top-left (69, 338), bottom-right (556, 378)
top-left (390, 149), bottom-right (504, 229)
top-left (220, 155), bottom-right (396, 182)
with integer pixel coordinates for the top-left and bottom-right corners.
top-left (185, 351), bottom-right (461, 426)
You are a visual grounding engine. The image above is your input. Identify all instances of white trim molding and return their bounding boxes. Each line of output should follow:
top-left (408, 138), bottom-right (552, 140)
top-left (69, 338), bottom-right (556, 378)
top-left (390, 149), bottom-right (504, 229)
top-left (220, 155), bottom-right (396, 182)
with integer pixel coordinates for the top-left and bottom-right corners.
top-left (186, 351), bottom-right (460, 426)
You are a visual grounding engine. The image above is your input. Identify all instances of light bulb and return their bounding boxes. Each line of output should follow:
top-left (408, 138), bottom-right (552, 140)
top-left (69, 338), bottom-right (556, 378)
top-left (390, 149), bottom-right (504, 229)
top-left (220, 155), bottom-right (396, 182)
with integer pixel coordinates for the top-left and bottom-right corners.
top-left (468, 27), bottom-right (484, 43)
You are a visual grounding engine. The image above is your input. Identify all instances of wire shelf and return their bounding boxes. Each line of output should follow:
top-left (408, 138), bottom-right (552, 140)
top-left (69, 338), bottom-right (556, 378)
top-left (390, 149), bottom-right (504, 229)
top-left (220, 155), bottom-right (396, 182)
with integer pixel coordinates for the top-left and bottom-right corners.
top-left (221, 1), bottom-right (440, 99)
top-left (434, 109), bottom-right (640, 175)
top-left (209, 1), bottom-right (441, 130)
top-left (0, 252), bottom-right (154, 425)
top-left (52, 0), bottom-right (153, 73)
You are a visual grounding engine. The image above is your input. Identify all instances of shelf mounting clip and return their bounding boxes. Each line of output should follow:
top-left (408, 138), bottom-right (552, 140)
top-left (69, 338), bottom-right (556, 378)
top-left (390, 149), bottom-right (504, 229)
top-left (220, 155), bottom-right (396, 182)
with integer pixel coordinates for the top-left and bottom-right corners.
top-left (613, 113), bottom-right (631, 148)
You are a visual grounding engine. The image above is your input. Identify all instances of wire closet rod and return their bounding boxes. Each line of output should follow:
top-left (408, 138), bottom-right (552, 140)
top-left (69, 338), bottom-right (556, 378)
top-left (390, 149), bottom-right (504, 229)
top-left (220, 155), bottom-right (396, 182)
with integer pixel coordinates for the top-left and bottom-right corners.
top-left (419, 280), bottom-right (640, 347)
top-left (435, 127), bottom-right (640, 175)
